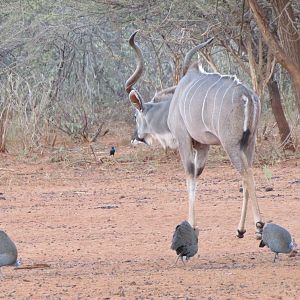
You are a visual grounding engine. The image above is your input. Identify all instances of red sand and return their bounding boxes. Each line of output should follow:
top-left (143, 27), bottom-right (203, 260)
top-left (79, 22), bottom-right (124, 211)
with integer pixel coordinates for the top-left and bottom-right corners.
top-left (0, 136), bottom-right (299, 299)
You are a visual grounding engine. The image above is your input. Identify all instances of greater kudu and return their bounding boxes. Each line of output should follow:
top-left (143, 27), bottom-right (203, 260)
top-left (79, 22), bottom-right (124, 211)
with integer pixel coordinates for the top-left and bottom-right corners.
top-left (125, 31), bottom-right (264, 242)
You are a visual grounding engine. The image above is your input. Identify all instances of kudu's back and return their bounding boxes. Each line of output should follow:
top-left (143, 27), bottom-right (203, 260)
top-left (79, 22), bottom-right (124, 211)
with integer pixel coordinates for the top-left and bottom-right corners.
top-left (169, 65), bottom-right (260, 155)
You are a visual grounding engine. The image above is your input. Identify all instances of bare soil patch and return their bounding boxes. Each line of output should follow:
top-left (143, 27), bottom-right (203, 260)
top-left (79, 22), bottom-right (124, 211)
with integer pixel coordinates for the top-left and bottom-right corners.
top-left (0, 135), bottom-right (299, 299)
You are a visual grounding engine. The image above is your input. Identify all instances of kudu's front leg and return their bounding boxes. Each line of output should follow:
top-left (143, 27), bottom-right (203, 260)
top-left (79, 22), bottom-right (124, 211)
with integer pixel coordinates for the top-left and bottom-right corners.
top-left (180, 143), bottom-right (209, 228)
top-left (187, 176), bottom-right (197, 227)
top-left (236, 179), bottom-right (249, 238)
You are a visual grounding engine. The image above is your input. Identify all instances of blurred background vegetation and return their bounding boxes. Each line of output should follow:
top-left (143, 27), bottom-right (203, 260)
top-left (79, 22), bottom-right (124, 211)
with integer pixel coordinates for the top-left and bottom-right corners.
top-left (0, 0), bottom-right (299, 159)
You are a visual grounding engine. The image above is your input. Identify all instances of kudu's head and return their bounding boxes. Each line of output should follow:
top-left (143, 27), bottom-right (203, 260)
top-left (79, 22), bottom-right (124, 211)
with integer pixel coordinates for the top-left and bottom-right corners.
top-left (125, 31), bottom-right (176, 146)
top-left (125, 32), bottom-right (213, 148)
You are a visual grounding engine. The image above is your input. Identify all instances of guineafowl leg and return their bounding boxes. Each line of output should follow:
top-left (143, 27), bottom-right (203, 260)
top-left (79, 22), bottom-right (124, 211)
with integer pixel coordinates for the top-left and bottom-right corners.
top-left (175, 255), bottom-right (186, 266)
top-left (273, 253), bottom-right (279, 263)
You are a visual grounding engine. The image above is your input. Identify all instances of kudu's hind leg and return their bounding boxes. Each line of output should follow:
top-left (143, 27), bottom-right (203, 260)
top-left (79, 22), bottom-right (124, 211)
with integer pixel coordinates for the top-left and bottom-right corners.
top-left (240, 152), bottom-right (264, 239)
top-left (226, 145), bottom-right (263, 239)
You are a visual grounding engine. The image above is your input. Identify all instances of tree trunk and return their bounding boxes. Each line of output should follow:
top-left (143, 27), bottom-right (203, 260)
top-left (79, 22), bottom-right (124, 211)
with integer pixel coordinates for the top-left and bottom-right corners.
top-left (0, 107), bottom-right (10, 153)
top-left (271, 0), bottom-right (300, 115)
top-left (0, 116), bottom-right (6, 153)
top-left (247, 0), bottom-right (300, 115)
top-left (267, 75), bottom-right (295, 151)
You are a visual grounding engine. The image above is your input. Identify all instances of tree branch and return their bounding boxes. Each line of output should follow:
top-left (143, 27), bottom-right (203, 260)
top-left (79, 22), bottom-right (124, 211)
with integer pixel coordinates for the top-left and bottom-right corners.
top-left (246, 0), bottom-right (300, 77)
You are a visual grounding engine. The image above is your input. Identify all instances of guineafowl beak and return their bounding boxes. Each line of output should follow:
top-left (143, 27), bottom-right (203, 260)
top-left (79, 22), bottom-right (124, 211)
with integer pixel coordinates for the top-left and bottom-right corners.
top-left (289, 249), bottom-right (298, 257)
top-left (259, 240), bottom-right (266, 248)
top-left (288, 239), bottom-right (298, 256)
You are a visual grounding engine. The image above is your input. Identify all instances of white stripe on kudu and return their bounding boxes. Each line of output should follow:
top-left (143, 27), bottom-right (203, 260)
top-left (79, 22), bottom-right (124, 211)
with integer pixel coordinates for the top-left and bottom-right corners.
top-left (217, 79), bottom-right (236, 136)
top-left (242, 95), bottom-right (249, 132)
top-left (211, 77), bottom-right (228, 135)
top-left (188, 75), bottom-right (212, 122)
top-left (183, 74), bottom-right (206, 124)
top-left (201, 76), bottom-right (223, 131)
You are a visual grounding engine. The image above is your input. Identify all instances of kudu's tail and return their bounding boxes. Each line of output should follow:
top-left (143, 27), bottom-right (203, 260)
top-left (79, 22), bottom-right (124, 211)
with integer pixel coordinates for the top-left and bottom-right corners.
top-left (240, 129), bottom-right (251, 150)
top-left (240, 93), bottom-right (260, 151)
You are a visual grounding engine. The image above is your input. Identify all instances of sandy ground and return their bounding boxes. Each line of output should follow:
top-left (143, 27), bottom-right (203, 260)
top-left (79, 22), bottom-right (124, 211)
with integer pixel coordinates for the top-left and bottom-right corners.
top-left (0, 135), bottom-right (299, 299)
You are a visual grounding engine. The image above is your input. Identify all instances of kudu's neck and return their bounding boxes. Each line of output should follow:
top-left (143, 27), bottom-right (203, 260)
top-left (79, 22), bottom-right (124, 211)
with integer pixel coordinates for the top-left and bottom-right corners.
top-left (146, 98), bottom-right (178, 150)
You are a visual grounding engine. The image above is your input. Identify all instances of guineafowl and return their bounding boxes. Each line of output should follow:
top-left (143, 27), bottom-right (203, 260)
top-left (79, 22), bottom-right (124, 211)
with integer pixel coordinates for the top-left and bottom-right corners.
top-left (0, 230), bottom-right (20, 275)
top-left (171, 221), bottom-right (198, 264)
top-left (259, 223), bottom-right (297, 262)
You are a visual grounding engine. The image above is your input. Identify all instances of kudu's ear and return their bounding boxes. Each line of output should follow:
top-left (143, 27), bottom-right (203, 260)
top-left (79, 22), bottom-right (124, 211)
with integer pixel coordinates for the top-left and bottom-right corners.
top-left (129, 90), bottom-right (144, 111)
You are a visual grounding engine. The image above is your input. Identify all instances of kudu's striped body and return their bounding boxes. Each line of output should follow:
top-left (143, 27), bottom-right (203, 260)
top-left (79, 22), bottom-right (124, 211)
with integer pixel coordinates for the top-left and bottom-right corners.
top-left (126, 31), bottom-right (264, 241)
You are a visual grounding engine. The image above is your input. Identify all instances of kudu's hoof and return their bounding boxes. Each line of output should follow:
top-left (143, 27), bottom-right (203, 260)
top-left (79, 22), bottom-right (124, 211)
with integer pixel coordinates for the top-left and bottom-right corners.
top-left (255, 232), bottom-right (262, 240)
top-left (256, 221), bottom-right (265, 229)
top-left (255, 221), bottom-right (265, 240)
top-left (236, 229), bottom-right (246, 238)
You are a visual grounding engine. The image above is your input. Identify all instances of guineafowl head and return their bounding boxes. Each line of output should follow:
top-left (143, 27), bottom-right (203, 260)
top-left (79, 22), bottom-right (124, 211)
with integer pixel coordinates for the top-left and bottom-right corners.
top-left (289, 239), bottom-right (298, 257)
top-left (15, 259), bottom-right (22, 267)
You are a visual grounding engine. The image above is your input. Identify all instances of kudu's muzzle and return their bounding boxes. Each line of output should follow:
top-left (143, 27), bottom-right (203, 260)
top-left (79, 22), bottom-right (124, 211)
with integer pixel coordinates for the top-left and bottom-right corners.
top-left (131, 128), bottom-right (147, 145)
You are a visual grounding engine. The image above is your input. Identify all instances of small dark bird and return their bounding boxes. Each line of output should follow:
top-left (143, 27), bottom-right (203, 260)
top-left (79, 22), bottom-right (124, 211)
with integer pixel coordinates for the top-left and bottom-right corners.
top-left (109, 146), bottom-right (116, 156)
top-left (0, 230), bottom-right (20, 275)
top-left (171, 221), bottom-right (199, 264)
top-left (259, 223), bottom-right (297, 262)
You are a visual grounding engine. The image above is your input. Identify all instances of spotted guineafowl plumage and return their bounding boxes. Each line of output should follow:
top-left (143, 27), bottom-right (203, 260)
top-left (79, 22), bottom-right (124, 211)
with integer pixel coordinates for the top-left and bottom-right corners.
top-left (171, 221), bottom-right (198, 263)
top-left (0, 230), bottom-right (19, 276)
top-left (259, 223), bottom-right (297, 262)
